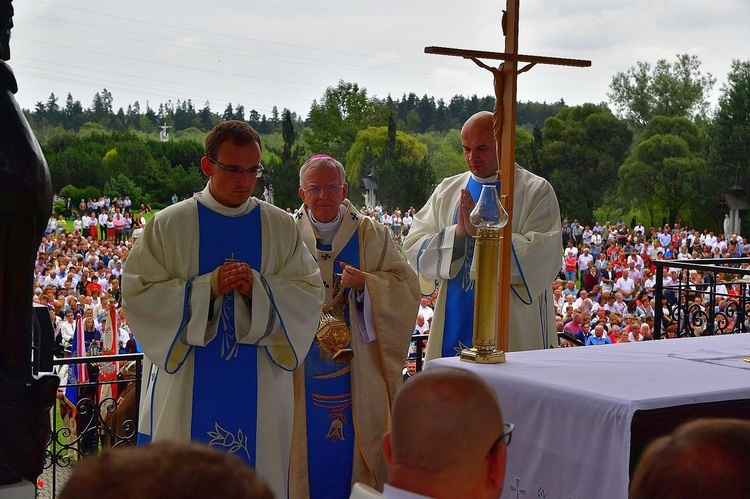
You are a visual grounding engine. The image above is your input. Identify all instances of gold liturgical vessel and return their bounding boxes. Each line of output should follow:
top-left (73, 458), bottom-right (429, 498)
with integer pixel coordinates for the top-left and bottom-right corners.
top-left (460, 184), bottom-right (509, 364)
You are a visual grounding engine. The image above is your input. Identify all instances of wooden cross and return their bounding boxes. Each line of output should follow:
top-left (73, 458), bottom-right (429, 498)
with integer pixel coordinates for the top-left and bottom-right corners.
top-left (425, 0), bottom-right (591, 352)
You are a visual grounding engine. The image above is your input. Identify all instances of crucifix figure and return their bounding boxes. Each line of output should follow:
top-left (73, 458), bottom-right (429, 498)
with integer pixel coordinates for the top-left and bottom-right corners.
top-left (421, 0), bottom-right (590, 359)
top-left (159, 122), bottom-right (171, 142)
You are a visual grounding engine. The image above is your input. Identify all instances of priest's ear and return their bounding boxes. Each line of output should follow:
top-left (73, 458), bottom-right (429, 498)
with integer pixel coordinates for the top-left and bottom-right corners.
top-left (381, 431), bottom-right (393, 468)
top-left (200, 157), bottom-right (213, 177)
top-left (485, 438), bottom-right (506, 495)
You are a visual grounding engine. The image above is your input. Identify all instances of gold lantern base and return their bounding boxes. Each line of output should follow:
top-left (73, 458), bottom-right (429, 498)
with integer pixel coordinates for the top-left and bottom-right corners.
top-left (460, 347), bottom-right (506, 364)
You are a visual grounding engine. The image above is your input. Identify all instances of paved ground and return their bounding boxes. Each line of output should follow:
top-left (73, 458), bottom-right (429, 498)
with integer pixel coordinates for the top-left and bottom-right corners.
top-left (37, 464), bottom-right (72, 499)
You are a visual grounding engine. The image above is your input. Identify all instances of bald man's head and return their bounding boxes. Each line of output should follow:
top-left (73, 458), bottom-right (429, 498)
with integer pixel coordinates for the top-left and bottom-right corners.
top-left (389, 367), bottom-right (504, 472)
top-left (461, 111), bottom-right (498, 178)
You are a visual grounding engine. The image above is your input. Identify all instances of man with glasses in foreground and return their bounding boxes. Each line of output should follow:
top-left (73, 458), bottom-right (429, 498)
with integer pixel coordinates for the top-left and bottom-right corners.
top-left (122, 121), bottom-right (325, 498)
top-left (291, 154), bottom-right (420, 498)
top-left (351, 366), bottom-right (511, 498)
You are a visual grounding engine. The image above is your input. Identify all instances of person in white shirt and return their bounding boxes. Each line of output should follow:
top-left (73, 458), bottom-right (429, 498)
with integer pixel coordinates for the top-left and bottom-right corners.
top-left (417, 296), bottom-right (434, 324)
top-left (582, 226), bottom-right (593, 246)
top-left (98, 211), bottom-right (109, 240)
top-left (574, 290), bottom-right (597, 315)
top-left (677, 245), bottom-right (692, 260)
top-left (643, 269), bottom-right (656, 298)
top-left (111, 260), bottom-right (123, 278)
top-left (553, 288), bottom-right (566, 317)
top-left (591, 231), bottom-right (602, 248)
top-left (614, 268), bottom-right (636, 301)
top-left (577, 247), bottom-right (593, 280)
top-left (704, 231), bottom-right (717, 249)
top-left (56, 309), bottom-right (76, 351)
top-left (627, 250), bottom-right (644, 268)
top-left (81, 213), bottom-right (91, 232)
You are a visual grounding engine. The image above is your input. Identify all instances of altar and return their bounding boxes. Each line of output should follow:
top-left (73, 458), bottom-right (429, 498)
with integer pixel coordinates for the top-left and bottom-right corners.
top-left (426, 334), bottom-right (750, 498)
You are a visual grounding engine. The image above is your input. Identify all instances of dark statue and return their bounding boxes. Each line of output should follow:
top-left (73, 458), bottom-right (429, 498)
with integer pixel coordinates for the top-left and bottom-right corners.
top-left (0, 0), bottom-right (60, 486)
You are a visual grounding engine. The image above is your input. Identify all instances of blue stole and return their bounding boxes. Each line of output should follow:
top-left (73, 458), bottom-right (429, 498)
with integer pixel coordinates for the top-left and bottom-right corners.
top-left (441, 177), bottom-right (501, 357)
top-left (305, 232), bottom-right (358, 499)
top-left (191, 202), bottom-right (261, 467)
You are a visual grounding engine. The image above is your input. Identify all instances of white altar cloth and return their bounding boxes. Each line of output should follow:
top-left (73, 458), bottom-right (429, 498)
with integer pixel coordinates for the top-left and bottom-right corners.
top-left (426, 334), bottom-right (750, 498)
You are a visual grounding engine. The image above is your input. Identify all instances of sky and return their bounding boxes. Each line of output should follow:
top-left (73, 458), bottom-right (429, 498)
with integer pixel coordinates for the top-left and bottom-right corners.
top-left (7, 0), bottom-right (750, 120)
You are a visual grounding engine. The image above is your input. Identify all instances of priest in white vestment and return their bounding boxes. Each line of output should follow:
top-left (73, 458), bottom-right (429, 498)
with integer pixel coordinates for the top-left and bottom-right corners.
top-left (291, 155), bottom-right (419, 498)
top-left (122, 121), bottom-right (324, 498)
top-left (404, 111), bottom-right (562, 359)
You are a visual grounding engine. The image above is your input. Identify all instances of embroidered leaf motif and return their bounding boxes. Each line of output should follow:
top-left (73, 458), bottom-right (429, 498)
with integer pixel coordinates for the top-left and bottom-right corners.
top-left (207, 422), bottom-right (252, 461)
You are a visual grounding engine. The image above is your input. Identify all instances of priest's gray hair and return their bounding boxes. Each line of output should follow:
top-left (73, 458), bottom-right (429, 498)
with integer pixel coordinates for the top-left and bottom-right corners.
top-left (299, 154), bottom-right (346, 186)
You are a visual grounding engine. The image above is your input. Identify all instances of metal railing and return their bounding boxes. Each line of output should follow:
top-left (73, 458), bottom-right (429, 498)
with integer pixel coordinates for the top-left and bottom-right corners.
top-left (44, 353), bottom-right (143, 495)
top-left (653, 258), bottom-right (750, 339)
top-left (410, 334), bottom-right (429, 371)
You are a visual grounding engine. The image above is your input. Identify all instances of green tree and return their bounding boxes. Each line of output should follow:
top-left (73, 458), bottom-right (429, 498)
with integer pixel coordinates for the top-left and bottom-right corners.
top-left (346, 126), bottom-right (427, 186)
top-left (91, 88), bottom-right (114, 118)
top-left (267, 109), bottom-right (307, 210)
top-left (608, 54), bottom-right (715, 130)
top-left (539, 104), bottom-right (632, 223)
top-left (619, 116), bottom-right (705, 225)
top-left (415, 129), bottom-right (464, 181)
top-left (63, 93), bottom-right (84, 129)
top-left (103, 173), bottom-right (146, 207)
top-left (346, 115), bottom-right (431, 209)
top-left (711, 60), bottom-right (750, 176)
top-left (305, 81), bottom-right (382, 160)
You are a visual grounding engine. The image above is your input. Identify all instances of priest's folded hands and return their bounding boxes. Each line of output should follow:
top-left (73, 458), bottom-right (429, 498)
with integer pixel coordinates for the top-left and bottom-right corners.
top-left (211, 260), bottom-right (253, 298)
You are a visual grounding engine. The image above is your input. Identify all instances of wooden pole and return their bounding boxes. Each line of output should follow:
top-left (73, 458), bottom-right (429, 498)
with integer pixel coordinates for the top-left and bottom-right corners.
top-left (492, 0), bottom-right (519, 353)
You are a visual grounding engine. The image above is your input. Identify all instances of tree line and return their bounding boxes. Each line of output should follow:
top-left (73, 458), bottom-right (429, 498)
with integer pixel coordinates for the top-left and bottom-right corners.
top-left (25, 55), bottom-right (750, 233)
top-left (27, 87), bottom-right (564, 139)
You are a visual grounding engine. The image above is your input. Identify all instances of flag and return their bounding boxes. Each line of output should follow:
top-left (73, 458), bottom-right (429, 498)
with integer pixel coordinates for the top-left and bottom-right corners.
top-left (98, 305), bottom-right (120, 414)
top-left (64, 316), bottom-right (86, 411)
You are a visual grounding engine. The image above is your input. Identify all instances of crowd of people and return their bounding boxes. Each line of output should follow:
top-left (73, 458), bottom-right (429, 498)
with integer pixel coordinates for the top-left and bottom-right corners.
top-left (35, 114), bottom-right (750, 498)
top-left (352, 204), bottom-right (415, 253)
top-left (36, 231), bottom-right (136, 358)
top-left (554, 218), bottom-right (750, 346)
top-left (45, 195), bottom-right (153, 245)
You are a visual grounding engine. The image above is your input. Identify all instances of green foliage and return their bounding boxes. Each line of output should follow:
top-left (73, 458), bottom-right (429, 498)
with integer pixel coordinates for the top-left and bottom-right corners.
top-left (26, 67), bottom-right (739, 229)
top-left (174, 127), bottom-right (206, 142)
top-left (146, 139), bottom-right (204, 176)
top-left (266, 110), bottom-right (308, 210)
top-left (619, 116), bottom-right (705, 225)
top-left (376, 155), bottom-right (435, 212)
top-left (539, 104), bottom-right (632, 223)
top-left (305, 81), bottom-right (383, 160)
top-left (608, 54), bottom-right (715, 130)
top-left (42, 129), bottom-right (208, 205)
top-left (346, 126), bottom-right (427, 185)
top-left (343, 115), bottom-right (433, 210)
top-left (515, 128), bottom-right (534, 170)
top-left (516, 100), bottom-right (567, 128)
top-left (415, 129), bottom-right (464, 181)
top-left (79, 122), bottom-right (107, 136)
top-left (711, 59), bottom-right (750, 176)
top-left (59, 185), bottom-right (99, 209)
top-left (103, 174), bottom-right (145, 206)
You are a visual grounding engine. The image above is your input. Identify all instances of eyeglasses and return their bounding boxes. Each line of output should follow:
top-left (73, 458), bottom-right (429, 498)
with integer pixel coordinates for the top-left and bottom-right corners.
top-left (488, 422), bottom-right (515, 455)
top-left (302, 184), bottom-right (344, 197)
top-left (209, 158), bottom-right (264, 178)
